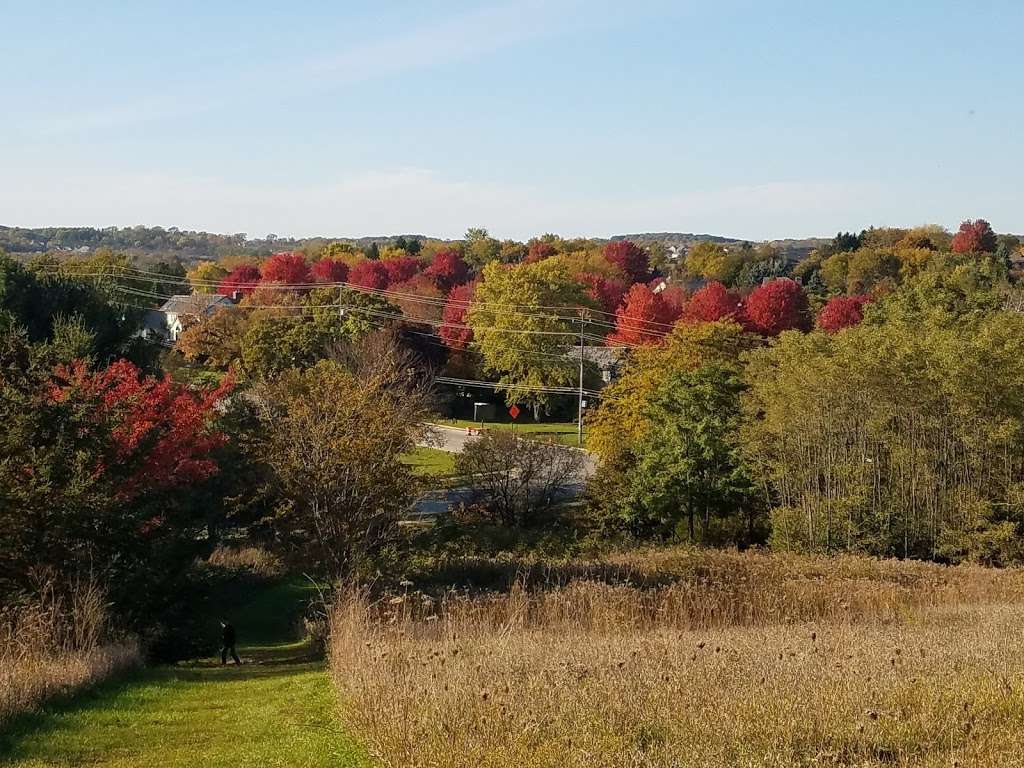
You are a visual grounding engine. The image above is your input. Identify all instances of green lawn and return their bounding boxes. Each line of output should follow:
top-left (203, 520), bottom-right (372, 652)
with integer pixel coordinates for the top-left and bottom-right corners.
top-left (400, 446), bottom-right (458, 477)
top-left (437, 418), bottom-right (585, 446)
top-left (0, 578), bottom-right (370, 768)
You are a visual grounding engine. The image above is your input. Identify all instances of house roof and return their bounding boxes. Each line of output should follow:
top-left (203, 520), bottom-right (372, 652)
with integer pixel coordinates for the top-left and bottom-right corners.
top-left (158, 293), bottom-right (233, 316)
top-left (565, 346), bottom-right (624, 369)
top-left (142, 310), bottom-right (169, 333)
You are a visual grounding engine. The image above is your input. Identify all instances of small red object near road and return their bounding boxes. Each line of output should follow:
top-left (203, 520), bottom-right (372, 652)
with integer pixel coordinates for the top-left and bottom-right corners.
top-left (509, 405), bottom-right (521, 420)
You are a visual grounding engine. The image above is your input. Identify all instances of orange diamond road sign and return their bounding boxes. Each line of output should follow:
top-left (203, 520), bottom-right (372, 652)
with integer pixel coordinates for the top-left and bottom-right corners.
top-left (509, 405), bottom-right (521, 419)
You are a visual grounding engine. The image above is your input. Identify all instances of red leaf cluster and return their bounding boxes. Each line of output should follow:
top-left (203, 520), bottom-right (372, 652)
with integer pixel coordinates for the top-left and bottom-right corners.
top-left (424, 249), bottom-right (469, 290)
top-left (603, 240), bottom-right (649, 283)
top-left (659, 285), bottom-right (687, 319)
top-left (817, 294), bottom-right (871, 333)
top-left (382, 256), bottom-right (422, 285)
top-left (260, 252), bottom-right (311, 284)
top-left (608, 283), bottom-right (675, 346)
top-left (310, 259), bottom-right (350, 283)
top-left (50, 360), bottom-right (232, 501)
top-left (680, 282), bottom-right (742, 325)
top-left (439, 282), bottom-right (476, 350)
top-left (578, 273), bottom-right (628, 315)
top-left (525, 242), bottom-right (557, 263)
top-left (349, 260), bottom-right (391, 290)
top-left (217, 265), bottom-right (261, 297)
top-left (743, 279), bottom-right (811, 336)
top-left (951, 219), bottom-right (998, 254)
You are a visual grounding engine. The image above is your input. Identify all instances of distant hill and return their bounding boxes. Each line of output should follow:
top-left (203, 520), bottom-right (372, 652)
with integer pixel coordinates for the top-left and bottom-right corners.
top-left (609, 232), bottom-right (747, 247)
top-left (0, 225), bottom-right (434, 262)
top-left (0, 224), bottom-right (828, 264)
top-left (612, 232), bottom-right (829, 264)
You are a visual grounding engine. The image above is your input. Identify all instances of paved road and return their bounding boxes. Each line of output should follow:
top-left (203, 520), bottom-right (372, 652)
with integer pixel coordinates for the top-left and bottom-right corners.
top-left (419, 424), bottom-right (478, 453)
top-left (410, 424), bottom-right (595, 519)
top-left (420, 423), bottom-right (596, 473)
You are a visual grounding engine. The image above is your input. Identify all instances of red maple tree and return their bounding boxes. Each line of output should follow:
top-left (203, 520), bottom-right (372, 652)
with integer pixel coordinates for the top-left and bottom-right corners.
top-left (525, 241), bottom-right (557, 263)
top-left (578, 273), bottom-right (628, 315)
top-left (310, 259), bottom-right (349, 283)
top-left (608, 283), bottom-right (674, 346)
top-left (439, 282), bottom-right (476, 350)
top-left (680, 282), bottom-right (742, 325)
top-left (951, 219), bottom-right (998, 254)
top-left (743, 279), bottom-right (811, 336)
top-left (50, 360), bottom-right (232, 501)
top-left (260, 252), bottom-right (311, 284)
top-left (817, 294), bottom-right (871, 333)
top-left (603, 240), bottom-right (649, 283)
top-left (424, 249), bottom-right (469, 290)
top-left (391, 273), bottom-right (445, 323)
top-left (217, 265), bottom-right (261, 297)
top-left (659, 284), bottom-right (687, 320)
top-left (382, 256), bottom-right (422, 285)
top-left (349, 260), bottom-right (391, 291)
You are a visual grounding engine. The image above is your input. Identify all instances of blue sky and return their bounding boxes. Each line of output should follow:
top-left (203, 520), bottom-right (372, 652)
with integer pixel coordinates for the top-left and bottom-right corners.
top-left (2, 1), bottom-right (1022, 240)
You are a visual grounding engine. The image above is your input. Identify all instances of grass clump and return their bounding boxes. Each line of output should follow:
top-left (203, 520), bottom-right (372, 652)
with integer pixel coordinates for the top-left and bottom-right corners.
top-left (0, 579), bottom-right (140, 728)
top-left (202, 545), bottom-right (286, 579)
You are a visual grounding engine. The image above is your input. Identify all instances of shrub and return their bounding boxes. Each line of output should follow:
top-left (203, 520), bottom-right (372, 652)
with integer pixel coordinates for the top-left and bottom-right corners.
top-left (455, 432), bottom-right (585, 527)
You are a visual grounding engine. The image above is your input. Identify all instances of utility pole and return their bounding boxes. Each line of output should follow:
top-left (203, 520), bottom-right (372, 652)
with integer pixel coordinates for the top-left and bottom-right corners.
top-left (577, 310), bottom-right (585, 447)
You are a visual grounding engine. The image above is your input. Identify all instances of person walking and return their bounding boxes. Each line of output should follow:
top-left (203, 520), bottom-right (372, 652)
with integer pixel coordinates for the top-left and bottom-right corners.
top-left (220, 620), bottom-right (240, 665)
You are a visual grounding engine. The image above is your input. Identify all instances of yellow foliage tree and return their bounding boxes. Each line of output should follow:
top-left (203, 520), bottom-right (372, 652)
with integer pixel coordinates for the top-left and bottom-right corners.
top-left (187, 261), bottom-right (228, 293)
top-left (587, 320), bottom-right (760, 461)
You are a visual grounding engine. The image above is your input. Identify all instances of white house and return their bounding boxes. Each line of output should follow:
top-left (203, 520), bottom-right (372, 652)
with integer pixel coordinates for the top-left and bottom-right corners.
top-left (142, 293), bottom-right (234, 343)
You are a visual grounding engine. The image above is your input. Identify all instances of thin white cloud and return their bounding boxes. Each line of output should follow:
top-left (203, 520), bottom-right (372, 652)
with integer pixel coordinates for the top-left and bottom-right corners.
top-left (0, 165), bottom-right (880, 241)
top-left (33, 0), bottom-right (584, 136)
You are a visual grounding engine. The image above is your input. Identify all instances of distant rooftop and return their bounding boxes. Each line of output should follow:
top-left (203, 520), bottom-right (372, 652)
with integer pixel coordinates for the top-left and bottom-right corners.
top-left (159, 293), bottom-right (233, 315)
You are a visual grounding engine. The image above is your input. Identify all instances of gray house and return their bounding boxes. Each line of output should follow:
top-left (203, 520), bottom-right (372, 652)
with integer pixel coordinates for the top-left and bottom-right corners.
top-left (142, 293), bottom-right (234, 343)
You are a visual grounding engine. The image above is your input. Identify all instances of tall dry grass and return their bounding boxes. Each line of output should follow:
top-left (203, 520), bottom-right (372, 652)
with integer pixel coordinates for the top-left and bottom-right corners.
top-left (330, 549), bottom-right (1024, 767)
top-left (0, 579), bottom-right (140, 726)
top-left (202, 544), bottom-right (285, 578)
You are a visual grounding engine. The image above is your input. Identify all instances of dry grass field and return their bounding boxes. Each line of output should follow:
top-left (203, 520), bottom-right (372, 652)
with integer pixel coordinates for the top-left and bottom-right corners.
top-left (330, 549), bottom-right (1024, 767)
top-left (0, 580), bottom-right (141, 727)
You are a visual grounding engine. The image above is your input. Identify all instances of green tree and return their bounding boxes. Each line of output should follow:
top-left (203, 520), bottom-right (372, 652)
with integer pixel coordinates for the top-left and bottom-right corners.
top-left (463, 227), bottom-right (502, 269)
top-left (239, 314), bottom-right (342, 380)
top-left (250, 339), bottom-right (430, 576)
top-left (819, 253), bottom-right (850, 293)
top-left (685, 242), bottom-right (744, 284)
top-left (608, 364), bottom-right (758, 543)
top-left (587, 320), bottom-right (758, 462)
top-left (845, 247), bottom-right (900, 293)
top-left (741, 309), bottom-right (1024, 562)
top-left (1, 255), bottom-right (153, 369)
top-left (467, 260), bottom-right (591, 418)
top-left (177, 306), bottom-right (250, 370)
top-left (235, 287), bottom-right (396, 379)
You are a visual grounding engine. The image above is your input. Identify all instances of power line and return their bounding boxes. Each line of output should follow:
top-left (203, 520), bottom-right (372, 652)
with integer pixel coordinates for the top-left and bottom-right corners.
top-left (105, 283), bottom-right (655, 349)
top-left (435, 376), bottom-right (602, 397)
top-left (50, 265), bottom-right (682, 334)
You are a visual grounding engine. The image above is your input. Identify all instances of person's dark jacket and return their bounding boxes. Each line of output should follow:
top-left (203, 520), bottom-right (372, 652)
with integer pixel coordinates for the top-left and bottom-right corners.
top-left (222, 623), bottom-right (236, 646)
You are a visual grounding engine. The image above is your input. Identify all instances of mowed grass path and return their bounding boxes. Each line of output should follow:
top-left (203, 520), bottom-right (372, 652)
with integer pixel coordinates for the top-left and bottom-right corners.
top-left (0, 579), bottom-right (370, 768)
